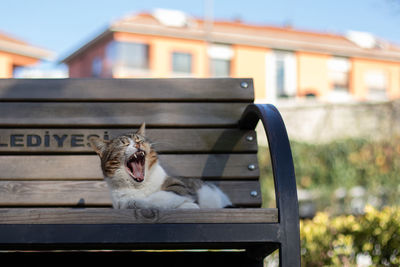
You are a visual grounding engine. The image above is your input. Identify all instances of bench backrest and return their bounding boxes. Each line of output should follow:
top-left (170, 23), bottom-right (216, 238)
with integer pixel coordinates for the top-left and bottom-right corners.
top-left (0, 78), bottom-right (261, 208)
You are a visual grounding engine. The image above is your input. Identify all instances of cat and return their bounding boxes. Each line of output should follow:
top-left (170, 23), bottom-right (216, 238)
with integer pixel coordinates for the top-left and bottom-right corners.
top-left (89, 123), bottom-right (232, 209)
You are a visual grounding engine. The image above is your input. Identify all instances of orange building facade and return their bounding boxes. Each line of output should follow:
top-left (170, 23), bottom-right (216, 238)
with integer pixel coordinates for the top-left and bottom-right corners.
top-left (0, 32), bottom-right (53, 78)
top-left (63, 10), bottom-right (400, 102)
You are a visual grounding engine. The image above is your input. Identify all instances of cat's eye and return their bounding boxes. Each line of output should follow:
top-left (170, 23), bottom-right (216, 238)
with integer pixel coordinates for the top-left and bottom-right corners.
top-left (120, 138), bottom-right (130, 146)
top-left (133, 135), bottom-right (144, 144)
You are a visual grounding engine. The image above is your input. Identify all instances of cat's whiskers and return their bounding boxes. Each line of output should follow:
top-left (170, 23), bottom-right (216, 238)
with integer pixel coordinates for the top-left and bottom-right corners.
top-left (149, 141), bottom-right (174, 148)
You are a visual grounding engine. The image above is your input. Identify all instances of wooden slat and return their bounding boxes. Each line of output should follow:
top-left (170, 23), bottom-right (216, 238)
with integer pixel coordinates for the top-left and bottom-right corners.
top-left (0, 181), bottom-right (262, 207)
top-left (0, 129), bottom-right (257, 153)
top-left (0, 208), bottom-right (277, 224)
top-left (0, 78), bottom-right (254, 101)
top-left (0, 102), bottom-right (247, 127)
top-left (0, 154), bottom-right (259, 180)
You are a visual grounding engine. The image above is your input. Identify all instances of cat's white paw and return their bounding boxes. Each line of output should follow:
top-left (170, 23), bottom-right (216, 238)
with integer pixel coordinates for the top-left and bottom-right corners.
top-left (130, 199), bottom-right (152, 209)
top-left (116, 199), bottom-right (152, 209)
top-left (178, 202), bottom-right (200, 209)
top-left (115, 199), bottom-right (127, 209)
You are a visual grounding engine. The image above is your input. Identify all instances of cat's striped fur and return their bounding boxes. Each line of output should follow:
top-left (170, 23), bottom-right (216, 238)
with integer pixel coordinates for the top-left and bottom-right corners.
top-left (90, 123), bottom-right (232, 209)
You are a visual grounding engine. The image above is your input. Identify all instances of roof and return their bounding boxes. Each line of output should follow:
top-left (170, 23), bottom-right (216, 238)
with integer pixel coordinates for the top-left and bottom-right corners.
top-left (0, 31), bottom-right (54, 61)
top-left (62, 11), bottom-right (400, 63)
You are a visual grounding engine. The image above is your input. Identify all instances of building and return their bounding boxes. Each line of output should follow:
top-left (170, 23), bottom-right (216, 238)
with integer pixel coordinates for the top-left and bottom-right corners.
top-left (0, 31), bottom-right (53, 78)
top-left (62, 9), bottom-right (400, 102)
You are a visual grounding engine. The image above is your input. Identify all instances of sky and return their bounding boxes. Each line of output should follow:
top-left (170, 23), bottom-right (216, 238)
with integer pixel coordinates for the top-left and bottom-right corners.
top-left (0, 0), bottom-right (399, 70)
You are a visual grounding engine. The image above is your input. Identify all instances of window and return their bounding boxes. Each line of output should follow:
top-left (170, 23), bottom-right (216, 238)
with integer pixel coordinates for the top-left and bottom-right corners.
top-left (208, 44), bottom-right (232, 77)
top-left (327, 57), bottom-right (351, 92)
top-left (266, 50), bottom-right (297, 100)
top-left (172, 52), bottom-right (192, 74)
top-left (91, 57), bottom-right (102, 77)
top-left (276, 55), bottom-right (286, 97)
top-left (365, 70), bottom-right (387, 100)
top-left (105, 41), bottom-right (150, 77)
top-left (119, 42), bottom-right (149, 69)
top-left (210, 59), bottom-right (230, 77)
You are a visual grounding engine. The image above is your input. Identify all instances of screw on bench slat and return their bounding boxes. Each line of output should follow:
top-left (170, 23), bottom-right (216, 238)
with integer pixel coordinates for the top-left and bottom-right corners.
top-left (250, 190), bottom-right (258, 197)
top-left (246, 135), bottom-right (254, 142)
top-left (248, 164), bottom-right (256, 171)
top-left (240, 81), bottom-right (249, 88)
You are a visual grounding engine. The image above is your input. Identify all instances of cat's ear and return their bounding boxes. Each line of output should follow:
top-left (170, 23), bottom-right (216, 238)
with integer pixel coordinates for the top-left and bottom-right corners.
top-left (136, 122), bottom-right (146, 136)
top-left (89, 136), bottom-right (109, 157)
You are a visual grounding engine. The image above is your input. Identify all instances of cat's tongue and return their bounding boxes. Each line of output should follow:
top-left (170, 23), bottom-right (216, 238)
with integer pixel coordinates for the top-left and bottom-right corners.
top-left (130, 161), bottom-right (144, 182)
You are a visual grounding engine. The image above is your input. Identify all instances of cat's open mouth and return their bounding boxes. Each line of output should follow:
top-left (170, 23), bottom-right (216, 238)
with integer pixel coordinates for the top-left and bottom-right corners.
top-left (125, 150), bottom-right (145, 183)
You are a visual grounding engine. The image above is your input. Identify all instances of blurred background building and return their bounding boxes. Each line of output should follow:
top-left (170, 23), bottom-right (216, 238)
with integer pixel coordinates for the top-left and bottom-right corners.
top-left (61, 9), bottom-right (400, 103)
top-left (0, 32), bottom-right (53, 78)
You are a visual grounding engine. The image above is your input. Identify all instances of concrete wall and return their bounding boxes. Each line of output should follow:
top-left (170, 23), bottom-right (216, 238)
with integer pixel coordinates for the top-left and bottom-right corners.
top-left (257, 100), bottom-right (400, 145)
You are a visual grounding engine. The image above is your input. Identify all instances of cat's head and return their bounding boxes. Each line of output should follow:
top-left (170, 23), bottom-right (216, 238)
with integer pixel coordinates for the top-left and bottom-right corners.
top-left (90, 123), bottom-right (158, 186)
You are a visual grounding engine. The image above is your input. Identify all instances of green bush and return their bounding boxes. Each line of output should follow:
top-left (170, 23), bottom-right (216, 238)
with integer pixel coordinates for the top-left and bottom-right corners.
top-left (301, 206), bottom-right (400, 266)
top-left (258, 137), bottom-right (400, 210)
top-left (259, 138), bottom-right (400, 265)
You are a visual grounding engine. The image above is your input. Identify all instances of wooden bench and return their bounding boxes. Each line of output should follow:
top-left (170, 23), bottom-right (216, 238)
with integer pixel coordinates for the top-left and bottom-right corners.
top-left (0, 78), bottom-right (300, 266)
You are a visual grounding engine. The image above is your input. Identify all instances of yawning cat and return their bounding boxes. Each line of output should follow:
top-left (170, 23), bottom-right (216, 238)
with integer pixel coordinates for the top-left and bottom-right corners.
top-left (90, 123), bottom-right (232, 209)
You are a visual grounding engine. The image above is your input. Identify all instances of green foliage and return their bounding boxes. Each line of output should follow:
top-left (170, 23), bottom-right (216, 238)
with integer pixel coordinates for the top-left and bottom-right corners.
top-left (301, 206), bottom-right (400, 266)
top-left (259, 138), bottom-right (400, 265)
top-left (258, 137), bottom-right (400, 209)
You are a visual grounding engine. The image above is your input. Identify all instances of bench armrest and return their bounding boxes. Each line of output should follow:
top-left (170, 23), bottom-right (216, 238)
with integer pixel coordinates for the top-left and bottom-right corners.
top-left (239, 104), bottom-right (300, 265)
